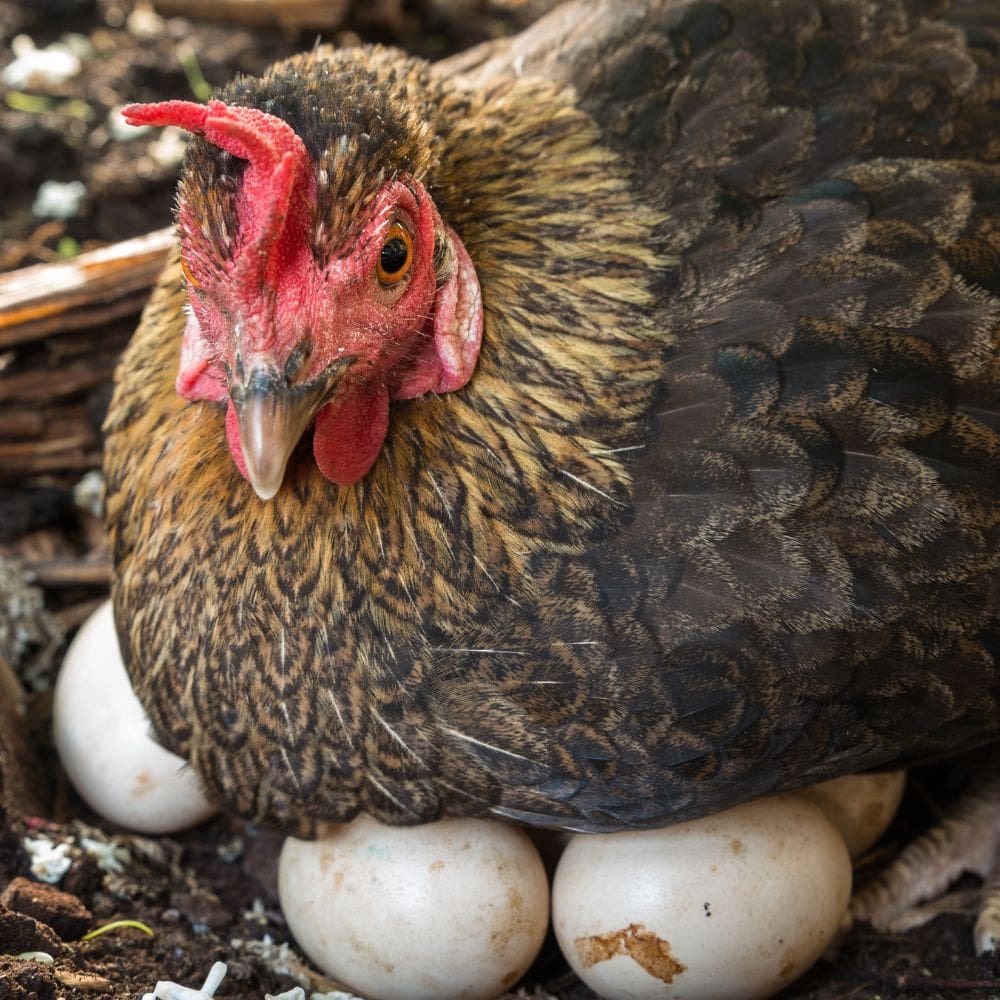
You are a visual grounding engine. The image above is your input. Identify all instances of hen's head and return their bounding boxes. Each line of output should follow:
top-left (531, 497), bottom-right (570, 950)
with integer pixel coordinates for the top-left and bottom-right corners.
top-left (123, 57), bottom-right (482, 499)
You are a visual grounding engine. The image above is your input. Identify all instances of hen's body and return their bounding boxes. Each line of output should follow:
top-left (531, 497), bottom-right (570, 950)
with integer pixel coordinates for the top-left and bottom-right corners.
top-left (106, 0), bottom-right (1000, 835)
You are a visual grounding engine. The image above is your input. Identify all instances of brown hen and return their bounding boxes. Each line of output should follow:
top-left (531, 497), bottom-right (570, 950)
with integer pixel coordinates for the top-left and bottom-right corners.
top-left (105, 0), bottom-right (999, 849)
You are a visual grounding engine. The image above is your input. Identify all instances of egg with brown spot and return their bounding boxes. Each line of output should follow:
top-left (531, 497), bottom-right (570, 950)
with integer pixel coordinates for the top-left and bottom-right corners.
top-left (793, 771), bottom-right (906, 858)
top-left (278, 814), bottom-right (549, 1000)
top-left (552, 795), bottom-right (851, 999)
top-left (53, 601), bottom-right (217, 834)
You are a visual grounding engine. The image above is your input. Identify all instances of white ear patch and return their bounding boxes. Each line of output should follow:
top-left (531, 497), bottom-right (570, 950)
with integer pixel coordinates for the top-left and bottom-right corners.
top-left (432, 224), bottom-right (484, 392)
top-left (175, 307), bottom-right (227, 402)
top-left (393, 223), bottom-right (483, 400)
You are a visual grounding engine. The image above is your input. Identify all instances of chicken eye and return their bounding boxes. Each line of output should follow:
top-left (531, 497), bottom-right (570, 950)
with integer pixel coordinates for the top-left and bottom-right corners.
top-left (376, 223), bottom-right (413, 285)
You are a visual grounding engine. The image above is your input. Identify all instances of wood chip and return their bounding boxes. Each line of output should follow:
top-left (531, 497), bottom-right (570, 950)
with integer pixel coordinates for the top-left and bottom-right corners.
top-left (54, 969), bottom-right (113, 991)
top-left (0, 228), bottom-right (172, 351)
top-left (21, 557), bottom-right (111, 588)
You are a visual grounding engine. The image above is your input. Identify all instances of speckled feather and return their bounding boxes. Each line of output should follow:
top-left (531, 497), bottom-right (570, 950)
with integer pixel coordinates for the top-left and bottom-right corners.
top-left (105, 0), bottom-right (1000, 834)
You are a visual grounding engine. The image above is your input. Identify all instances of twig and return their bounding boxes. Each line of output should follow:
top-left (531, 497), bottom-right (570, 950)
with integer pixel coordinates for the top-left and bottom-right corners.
top-left (0, 227), bottom-right (172, 350)
top-left (0, 451), bottom-right (102, 476)
top-left (0, 412), bottom-right (46, 440)
top-left (861, 970), bottom-right (1000, 991)
top-left (54, 970), bottom-right (113, 991)
top-left (0, 435), bottom-right (94, 459)
top-left (0, 358), bottom-right (119, 404)
top-left (22, 557), bottom-right (111, 588)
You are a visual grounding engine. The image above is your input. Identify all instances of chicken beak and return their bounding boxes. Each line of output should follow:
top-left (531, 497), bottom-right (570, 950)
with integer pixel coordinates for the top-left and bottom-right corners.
top-left (230, 358), bottom-right (353, 501)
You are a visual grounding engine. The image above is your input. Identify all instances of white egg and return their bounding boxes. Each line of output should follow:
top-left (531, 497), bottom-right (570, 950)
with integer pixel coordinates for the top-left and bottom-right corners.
top-left (278, 814), bottom-right (549, 1000)
top-left (552, 796), bottom-right (851, 1000)
top-left (792, 770), bottom-right (906, 858)
top-left (53, 600), bottom-right (217, 834)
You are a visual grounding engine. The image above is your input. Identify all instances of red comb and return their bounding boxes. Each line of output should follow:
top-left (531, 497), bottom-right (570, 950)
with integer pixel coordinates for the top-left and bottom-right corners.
top-left (123, 100), bottom-right (308, 178)
top-left (122, 100), bottom-right (315, 337)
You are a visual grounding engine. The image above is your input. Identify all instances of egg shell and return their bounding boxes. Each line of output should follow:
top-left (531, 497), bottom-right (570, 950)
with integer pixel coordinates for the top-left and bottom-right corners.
top-left (792, 771), bottom-right (906, 858)
top-left (552, 795), bottom-right (851, 1000)
top-left (53, 600), bottom-right (217, 834)
top-left (279, 814), bottom-right (549, 1000)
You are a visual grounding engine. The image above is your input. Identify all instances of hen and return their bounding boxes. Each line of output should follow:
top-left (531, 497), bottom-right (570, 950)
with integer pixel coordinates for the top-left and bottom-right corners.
top-left (106, 0), bottom-right (999, 853)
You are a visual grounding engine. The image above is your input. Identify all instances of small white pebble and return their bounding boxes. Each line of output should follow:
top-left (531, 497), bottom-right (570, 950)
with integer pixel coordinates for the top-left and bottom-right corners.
top-left (2, 35), bottom-right (82, 89)
top-left (16, 952), bottom-right (54, 964)
top-left (22, 836), bottom-right (72, 883)
top-left (73, 470), bottom-right (104, 519)
top-left (32, 180), bottom-right (86, 220)
top-left (265, 990), bottom-right (305, 1000)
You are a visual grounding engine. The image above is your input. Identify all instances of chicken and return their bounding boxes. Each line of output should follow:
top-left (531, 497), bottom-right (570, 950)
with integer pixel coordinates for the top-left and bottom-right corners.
top-left (105, 0), bottom-right (999, 857)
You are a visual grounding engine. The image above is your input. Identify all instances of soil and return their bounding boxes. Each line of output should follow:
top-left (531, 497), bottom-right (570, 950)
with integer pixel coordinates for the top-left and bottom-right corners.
top-left (1, 1), bottom-right (999, 998)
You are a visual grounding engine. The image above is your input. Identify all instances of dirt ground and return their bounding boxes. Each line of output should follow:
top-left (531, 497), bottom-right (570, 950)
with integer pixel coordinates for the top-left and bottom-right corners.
top-left (1, 1), bottom-right (1000, 997)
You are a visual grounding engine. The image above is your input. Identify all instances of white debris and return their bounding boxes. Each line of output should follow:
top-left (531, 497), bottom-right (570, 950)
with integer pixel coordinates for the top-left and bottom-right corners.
top-left (242, 897), bottom-right (269, 927)
top-left (127, 2), bottom-right (166, 40)
top-left (73, 469), bottom-right (104, 519)
top-left (109, 103), bottom-right (149, 142)
top-left (528, 989), bottom-right (559, 1000)
top-left (142, 960), bottom-right (227, 1000)
top-left (230, 935), bottom-right (305, 985)
top-left (79, 834), bottom-right (131, 875)
top-left (215, 836), bottom-right (243, 863)
top-left (59, 33), bottom-right (94, 61)
top-left (2, 34), bottom-right (82, 90)
top-left (0, 556), bottom-right (63, 678)
top-left (22, 836), bottom-right (72, 884)
top-left (32, 179), bottom-right (86, 220)
top-left (148, 126), bottom-right (188, 168)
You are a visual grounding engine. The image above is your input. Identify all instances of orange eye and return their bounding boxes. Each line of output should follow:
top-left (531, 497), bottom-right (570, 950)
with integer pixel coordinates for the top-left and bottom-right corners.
top-left (376, 223), bottom-right (414, 286)
top-left (180, 255), bottom-right (202, 290)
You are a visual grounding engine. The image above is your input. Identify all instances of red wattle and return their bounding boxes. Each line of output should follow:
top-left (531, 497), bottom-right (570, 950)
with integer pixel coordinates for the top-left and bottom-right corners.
top-left (313, 385), bottom-right (391, 486)
top-left (224, 402), bottom-right (251, 483)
